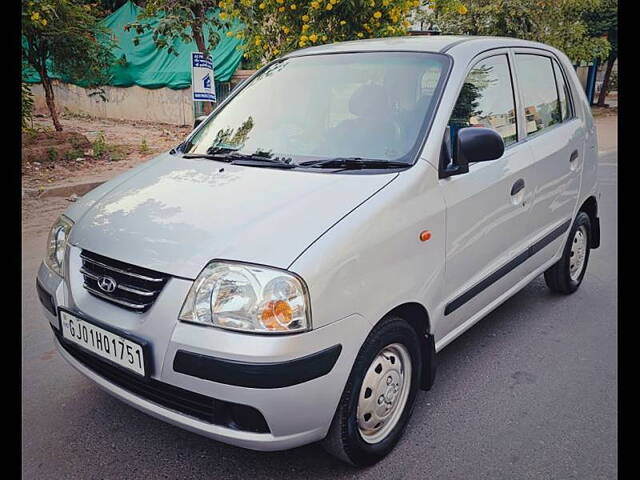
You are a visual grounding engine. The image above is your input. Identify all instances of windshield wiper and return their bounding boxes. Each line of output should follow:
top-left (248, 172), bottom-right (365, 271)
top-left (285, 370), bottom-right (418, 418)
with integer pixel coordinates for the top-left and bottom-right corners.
top-left (183, 151), bottom-right (295, 168)
top-left (298, 157), bottom-right (409, 170)
top-left (181, 152), bottom-right (234, 162)
top-left (227, 152), bottom-right (295, 169)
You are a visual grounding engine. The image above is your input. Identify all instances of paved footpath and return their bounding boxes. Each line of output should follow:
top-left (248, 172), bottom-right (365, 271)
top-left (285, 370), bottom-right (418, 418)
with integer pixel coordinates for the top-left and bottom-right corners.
top-left (22, 116), bottom-right (617, 479)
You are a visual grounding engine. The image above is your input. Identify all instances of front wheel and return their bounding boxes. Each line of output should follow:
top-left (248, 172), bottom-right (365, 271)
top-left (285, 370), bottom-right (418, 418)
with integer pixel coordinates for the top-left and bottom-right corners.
top-left (322, 316), bottom-right (422, 467)
top-left (544, 211), bottom-right (591, 294)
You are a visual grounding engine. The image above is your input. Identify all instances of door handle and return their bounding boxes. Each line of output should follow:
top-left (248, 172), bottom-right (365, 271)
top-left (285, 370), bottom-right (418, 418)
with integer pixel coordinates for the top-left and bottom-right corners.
top-left (510, 178), bottom-right (525, 196)
top-left (570, 150), bottom-right (579, 163)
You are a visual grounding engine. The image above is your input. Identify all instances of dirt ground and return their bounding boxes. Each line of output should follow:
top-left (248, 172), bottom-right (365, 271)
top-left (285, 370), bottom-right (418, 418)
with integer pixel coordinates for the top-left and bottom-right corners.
top-left (22, 112), bottom-right (191, 192)
top-left (21, 110), bottom-right (618, 237)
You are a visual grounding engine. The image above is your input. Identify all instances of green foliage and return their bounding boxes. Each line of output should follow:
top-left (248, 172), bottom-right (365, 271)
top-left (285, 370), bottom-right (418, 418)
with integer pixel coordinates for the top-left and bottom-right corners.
top-left (433, 0), bottom-right (611, 63)
top-left (92, 131), bottom-right (109, 156)
top-left (22, 0), bottom-right (117, 130)
top-left (583, 0), bottom-right (616, 57)
top-left (92, 131), bottom-right (125, 160)
top-left (22, 0), bottom-right (116, 87)
top-left (125, 0), bottom-right (223, 57)
top-left (220, 0), bottom-right (422, 67)
top-left (22, 83), bottom-right (34, 129)
top-left (140, 138), bottom-right (150, 153)
top-left (47, 147), bottom-right (59, 162)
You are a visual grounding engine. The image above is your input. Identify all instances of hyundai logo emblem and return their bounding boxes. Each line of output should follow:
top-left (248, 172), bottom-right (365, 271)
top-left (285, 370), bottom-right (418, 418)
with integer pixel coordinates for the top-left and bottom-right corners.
top-left (97, 276), bottom-right (117, 293)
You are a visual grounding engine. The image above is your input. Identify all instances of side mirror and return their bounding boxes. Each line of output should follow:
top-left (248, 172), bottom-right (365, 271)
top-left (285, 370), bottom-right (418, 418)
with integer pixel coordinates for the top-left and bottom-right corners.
top-left (193, 115), bottom-right (208, 130)
top-left (440, 127), bottom-right (505, 178)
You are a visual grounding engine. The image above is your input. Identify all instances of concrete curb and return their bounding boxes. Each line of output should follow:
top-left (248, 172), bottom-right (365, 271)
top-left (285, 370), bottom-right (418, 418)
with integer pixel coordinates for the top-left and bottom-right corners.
top-left (24, 180), bottom-right (105, 199)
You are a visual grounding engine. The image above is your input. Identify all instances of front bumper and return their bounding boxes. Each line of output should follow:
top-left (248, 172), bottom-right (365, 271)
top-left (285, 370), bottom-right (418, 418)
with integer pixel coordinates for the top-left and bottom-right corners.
top-left (37, 249), bottom-right (370, 451)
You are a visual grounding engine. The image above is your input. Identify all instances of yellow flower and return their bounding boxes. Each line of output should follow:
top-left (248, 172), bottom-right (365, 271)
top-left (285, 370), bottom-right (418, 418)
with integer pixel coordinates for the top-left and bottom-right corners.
top-left (279, 6), bottom-right (285, 11)
top-left (357, 32), bottom-right (364, 37)
top-left (326, 3), bottom-right (333, 9)
top-left (299, 40), bottom-right (307, 47)
top-left (382, 0), bottom-right (389, 5)
top-left (387, 25), bottom-right (395, 32)
top-left (219, 1), bottom-right (225, 7)
top-left (373, 11), bottom-right (382, 18)
top-left (290, 4), bottom-right (297, 9)
top-left (226, 31), bottom-right (234, 37)
top-left (274, 48), bottom-right (280, 54)
top-left (259, 2), bottom-right (266, 8)
top-left (311, 0), bottom-right (320, 7)
top-left (283, 26), bottom-right (290, 33)
top-left (300, 35), bottom-right (308, 41)
top-left (31, 11), bottom-right (40, 20)
top-left (255, 37), bottom-right (262, 45)
top-left (302, 14), bottom-right (310, 22)
top-left (302, 24), bottom-right (310, 31)
top-left (309, 33), bottom-right (318, 42)
top-left (236, 32), bottom-right (243, 38)
top-left (322, 35), bottom-right (327, 40)
top-left (457, 4), bottom-right (468, 14)
top-left (413, 0), bottom-right (420, 6)
top-left (330, 0), bottom-right (337, 4)
top-left (340, 20), bottom-right (346, 25)
top-left (41, 18), bottom-right (47, 26)
top-left (219, 12), bottom-right (228, 19)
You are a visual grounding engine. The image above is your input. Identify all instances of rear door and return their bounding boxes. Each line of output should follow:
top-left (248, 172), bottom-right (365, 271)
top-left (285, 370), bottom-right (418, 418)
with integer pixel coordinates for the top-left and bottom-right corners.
top-left (511, 50), bottom-right (584, 273)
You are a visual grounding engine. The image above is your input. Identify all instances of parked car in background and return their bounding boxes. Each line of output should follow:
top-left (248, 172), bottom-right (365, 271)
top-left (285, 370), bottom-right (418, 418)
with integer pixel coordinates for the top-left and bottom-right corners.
top-left (37, 35), bottom-right (600, 467)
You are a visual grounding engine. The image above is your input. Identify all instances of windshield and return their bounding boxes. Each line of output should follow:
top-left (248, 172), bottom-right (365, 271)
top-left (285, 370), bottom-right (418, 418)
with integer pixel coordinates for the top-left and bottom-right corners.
top-left (182, 52), bottom-right (450, 166)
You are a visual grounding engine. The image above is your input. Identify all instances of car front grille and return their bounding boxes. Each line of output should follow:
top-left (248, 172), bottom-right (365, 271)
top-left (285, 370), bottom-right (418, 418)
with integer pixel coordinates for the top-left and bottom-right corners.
top-left (80, 250), bottom-right (169, 313)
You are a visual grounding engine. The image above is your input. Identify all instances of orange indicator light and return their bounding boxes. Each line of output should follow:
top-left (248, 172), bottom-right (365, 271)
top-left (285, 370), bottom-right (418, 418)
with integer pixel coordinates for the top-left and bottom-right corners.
top-left (419, 231), bottom-right (432, 242)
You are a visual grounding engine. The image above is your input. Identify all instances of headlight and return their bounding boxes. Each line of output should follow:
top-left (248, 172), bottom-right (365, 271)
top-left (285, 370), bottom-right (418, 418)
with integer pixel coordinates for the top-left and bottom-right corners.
top-left (179, 261), bottom-right (311, 334)
top-left (45, 215), bottom-right (74, 277)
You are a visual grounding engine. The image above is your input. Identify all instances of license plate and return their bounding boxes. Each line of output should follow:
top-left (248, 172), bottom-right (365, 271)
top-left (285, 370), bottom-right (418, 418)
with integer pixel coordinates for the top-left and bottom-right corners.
top-left (59, 310), bottom-right (146, 376)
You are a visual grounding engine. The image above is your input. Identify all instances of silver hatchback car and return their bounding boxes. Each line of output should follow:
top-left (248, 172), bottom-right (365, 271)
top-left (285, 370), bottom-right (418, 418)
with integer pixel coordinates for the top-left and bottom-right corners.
top-left (37, 35), bottom-right (600, 466)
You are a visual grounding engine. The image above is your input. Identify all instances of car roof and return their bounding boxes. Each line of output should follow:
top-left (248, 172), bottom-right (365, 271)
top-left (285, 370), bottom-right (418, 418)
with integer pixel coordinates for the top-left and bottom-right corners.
top-left (283, 35), bottom-right (557, 58)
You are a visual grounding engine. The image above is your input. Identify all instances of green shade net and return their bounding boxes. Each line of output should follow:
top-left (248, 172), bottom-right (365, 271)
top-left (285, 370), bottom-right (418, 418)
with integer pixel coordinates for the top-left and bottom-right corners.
top-left (23, 0), bottom-right (244, 89)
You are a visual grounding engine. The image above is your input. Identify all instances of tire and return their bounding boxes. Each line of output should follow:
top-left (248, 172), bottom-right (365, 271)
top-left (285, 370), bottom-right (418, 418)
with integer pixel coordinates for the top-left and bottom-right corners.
top-left (544, 211), bottom-right (591, 294)
top-left (322, 315), bottom-right (423, 467)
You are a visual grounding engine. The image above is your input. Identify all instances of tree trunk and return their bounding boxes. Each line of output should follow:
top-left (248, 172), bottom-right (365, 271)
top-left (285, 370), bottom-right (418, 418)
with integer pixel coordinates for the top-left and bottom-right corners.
top-left (596, 55), bottom-right (616, 107)
top-left (41, 70), bottom-right (62, 131)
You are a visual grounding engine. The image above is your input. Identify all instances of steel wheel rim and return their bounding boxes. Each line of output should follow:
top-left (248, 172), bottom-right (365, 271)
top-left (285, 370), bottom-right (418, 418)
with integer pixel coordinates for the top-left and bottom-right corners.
top-left (569, 225), bottom-right (588, 281)
top-left (356, 343), bottom-right (412, 444)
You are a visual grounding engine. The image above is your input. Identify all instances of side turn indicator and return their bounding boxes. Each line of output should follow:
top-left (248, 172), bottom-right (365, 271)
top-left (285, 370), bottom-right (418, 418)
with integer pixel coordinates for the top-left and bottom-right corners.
top-left (419, 231), bottom-right (432, 242)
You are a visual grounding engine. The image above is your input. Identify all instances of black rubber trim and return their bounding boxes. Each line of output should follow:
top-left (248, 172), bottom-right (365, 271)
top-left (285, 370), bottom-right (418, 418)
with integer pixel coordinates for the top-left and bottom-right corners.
top-left (36, 280), bottom-right (56, 316)
top-left (173, 344), bottom-right (342, 389)
top-left (445, 219), bottom-right (572, 315)
top-left (591, 217), bottom-right (600, 249)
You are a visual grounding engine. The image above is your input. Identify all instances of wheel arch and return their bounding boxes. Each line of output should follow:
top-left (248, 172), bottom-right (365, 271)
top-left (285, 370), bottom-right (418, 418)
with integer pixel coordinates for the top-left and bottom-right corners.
top-left (579, 195), bottom-right (600, 248)
top-left (383, 302), bottom-right (436, 391)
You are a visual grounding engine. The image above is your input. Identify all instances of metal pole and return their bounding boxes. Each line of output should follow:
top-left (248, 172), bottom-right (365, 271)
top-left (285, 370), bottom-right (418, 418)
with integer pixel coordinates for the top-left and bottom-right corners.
top-left (586, 58), bottom-right (599, 105)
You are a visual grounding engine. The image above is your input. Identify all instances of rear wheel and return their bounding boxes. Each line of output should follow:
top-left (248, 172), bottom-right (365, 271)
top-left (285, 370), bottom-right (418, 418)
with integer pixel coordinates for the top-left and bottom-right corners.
top-left (544, 211), bottom-right (591, 294)
top-left (322, 316), bottom-right (422, 467)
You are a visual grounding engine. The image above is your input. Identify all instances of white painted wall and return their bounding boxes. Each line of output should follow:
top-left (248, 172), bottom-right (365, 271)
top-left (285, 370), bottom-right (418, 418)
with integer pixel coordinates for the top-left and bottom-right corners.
top-left (31, 81), bottom-right (195, 126)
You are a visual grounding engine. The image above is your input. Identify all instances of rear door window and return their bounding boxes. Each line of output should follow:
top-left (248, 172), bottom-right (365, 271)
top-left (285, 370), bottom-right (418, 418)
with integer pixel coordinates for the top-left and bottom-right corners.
top-left (515, 54), bottom-right (562, 136)
top-left (552, 59), bottom-right (573, 121)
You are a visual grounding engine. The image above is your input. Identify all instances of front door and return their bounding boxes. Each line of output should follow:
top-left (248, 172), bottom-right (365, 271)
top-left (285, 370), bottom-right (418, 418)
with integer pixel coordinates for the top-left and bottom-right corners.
top-left (436, 51), bottom-right (535, 345)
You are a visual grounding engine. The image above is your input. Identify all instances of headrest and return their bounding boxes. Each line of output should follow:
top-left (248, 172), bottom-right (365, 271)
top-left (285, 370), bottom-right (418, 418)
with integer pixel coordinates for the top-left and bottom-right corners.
top-left (349, 84), bottom-right (392, 118)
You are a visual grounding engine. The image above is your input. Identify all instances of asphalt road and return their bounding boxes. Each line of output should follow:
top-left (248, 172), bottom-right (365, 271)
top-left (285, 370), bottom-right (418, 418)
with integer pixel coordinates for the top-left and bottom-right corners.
top-left (22, 150), bottom-right (617, 480)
